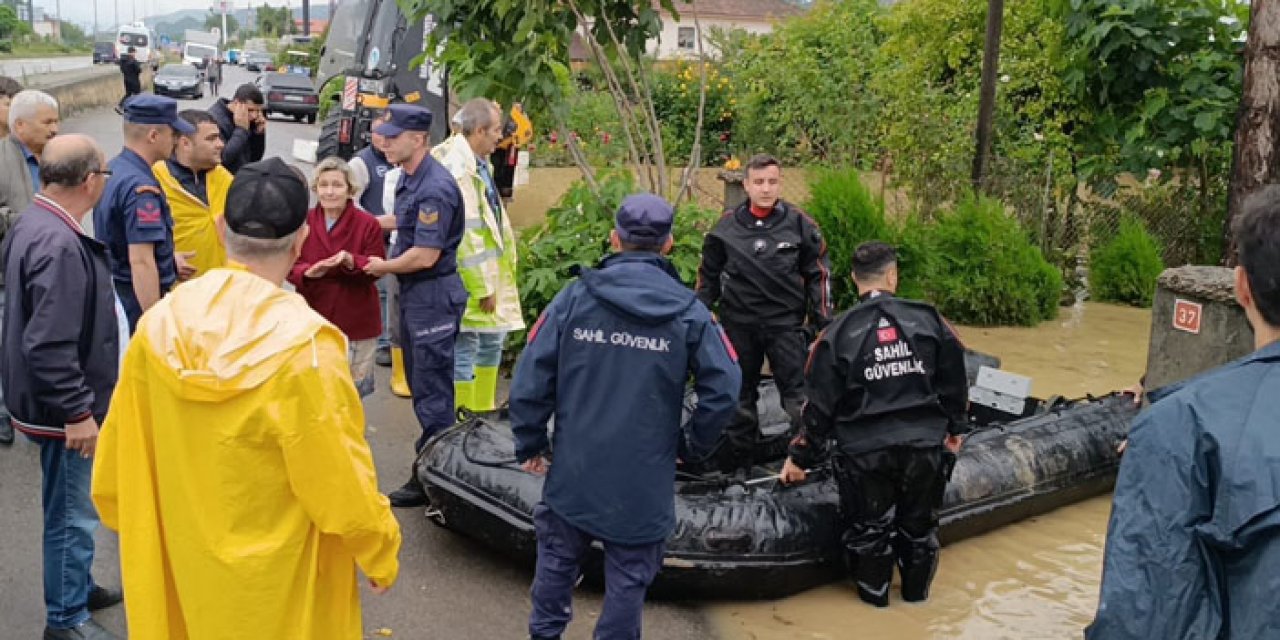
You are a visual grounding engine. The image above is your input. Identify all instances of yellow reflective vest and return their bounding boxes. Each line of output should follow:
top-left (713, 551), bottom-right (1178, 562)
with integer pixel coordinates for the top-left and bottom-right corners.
top-left (92, 267), bottom-right (401, 640)
top-left (152, 160), bottom-right (232, 277)
top-left (431, 134), bottom-right (524, 331)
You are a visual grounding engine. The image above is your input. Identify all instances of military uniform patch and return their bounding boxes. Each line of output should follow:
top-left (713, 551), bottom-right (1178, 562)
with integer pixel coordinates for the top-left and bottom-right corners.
top-left (418, 209), bottom-right (439, 225)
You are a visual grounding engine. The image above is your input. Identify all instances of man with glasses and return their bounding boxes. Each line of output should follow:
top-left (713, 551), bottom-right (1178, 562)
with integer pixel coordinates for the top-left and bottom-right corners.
top-left (2, 134), bottom-right (124, 639)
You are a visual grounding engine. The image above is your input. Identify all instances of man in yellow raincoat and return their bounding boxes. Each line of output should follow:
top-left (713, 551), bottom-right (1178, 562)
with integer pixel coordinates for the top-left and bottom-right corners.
top-left (153, 109), bottom-right (231, 277)
top-left (91, 158), bottom-right (402, 640)
top-left (434, 98), bottom-right (524, 411)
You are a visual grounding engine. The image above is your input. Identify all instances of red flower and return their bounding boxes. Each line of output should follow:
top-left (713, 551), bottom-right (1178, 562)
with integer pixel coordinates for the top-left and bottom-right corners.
top-left (602, 132), bottom-right (612, 144)
top-left (549, 131), bottom-right (559, 144)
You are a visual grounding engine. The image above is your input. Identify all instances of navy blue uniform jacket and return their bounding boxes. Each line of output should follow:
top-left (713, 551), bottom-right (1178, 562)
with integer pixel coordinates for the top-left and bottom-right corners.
top-left (509, 252), bottom-right (741, 545)
top-left (1088, 340), bottom-right (1280, 639)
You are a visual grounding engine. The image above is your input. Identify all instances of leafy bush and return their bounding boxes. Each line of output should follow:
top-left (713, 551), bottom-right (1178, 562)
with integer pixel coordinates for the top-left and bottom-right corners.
top-left (1089, 217), bottom-right (1164, 307)
top-left (922, 197), bottom-right (1062, 325)
top-left (650, 60), bottom-right (736, 165)
top-left (890, 213), bottom-right (935, 303)
top-left (514, 172), bottom-right (719, 349)
top-left (803, 167), bottom-right (889, 311)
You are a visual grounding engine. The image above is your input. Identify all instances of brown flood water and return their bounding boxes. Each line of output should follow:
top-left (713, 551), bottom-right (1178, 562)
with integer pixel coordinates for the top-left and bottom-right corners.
top-left (710, 302), bottom-right (1152, 640)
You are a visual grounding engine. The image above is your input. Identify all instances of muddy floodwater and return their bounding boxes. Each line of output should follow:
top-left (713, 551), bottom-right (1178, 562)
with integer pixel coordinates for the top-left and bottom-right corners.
top-left (710, 302), bottom-right (1152, 640)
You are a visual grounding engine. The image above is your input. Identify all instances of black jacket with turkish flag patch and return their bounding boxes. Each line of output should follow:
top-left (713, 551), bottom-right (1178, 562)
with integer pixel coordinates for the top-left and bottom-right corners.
top-left (789, 292), bottom-right (969, 466)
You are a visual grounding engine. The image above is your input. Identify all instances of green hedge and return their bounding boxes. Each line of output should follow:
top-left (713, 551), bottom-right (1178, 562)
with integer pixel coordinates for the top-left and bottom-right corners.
top-left (803, 171), bottom-right (1060, 325)
top-left (803, 168), bottom-right (889, 311)
top-left (922, 197), bottom-right (1062, 326)
top-left (1089, 217), bottom-right (1164, 307)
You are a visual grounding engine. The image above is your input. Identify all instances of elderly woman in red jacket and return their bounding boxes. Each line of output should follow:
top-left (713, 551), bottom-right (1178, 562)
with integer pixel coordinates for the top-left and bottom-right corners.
top-left (288, 156), bottom-right (385, 396)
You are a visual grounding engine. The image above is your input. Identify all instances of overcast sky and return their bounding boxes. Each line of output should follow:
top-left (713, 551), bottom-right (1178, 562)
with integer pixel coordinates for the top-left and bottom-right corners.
top-left (37, 0), bottom-right (315, 31)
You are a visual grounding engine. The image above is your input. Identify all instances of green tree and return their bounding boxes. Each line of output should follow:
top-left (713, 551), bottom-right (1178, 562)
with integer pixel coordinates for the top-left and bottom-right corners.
top-left (205, 10), bottom-right (239, 37)
top-left (1064, 0), bottom-right (1248, 214)
top-left (59, 21), bottom-right (89, 46)
top-left (0, 5), bottom-right (29, 41)
top-left (256, 4), bottom-right (293, 38)
top-left (402, 0), bottom-right (711, 199)
top-left (719, 0), bottom-right (884, 167)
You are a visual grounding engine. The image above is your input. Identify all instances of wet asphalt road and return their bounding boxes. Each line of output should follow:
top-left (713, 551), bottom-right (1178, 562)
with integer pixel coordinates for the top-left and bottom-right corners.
top-left (0, 63), bottom-right (714, 639)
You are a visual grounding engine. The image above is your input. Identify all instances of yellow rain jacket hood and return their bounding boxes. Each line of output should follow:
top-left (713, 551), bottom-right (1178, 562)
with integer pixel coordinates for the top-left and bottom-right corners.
top-left (92, 267), bottom-right (401, 640)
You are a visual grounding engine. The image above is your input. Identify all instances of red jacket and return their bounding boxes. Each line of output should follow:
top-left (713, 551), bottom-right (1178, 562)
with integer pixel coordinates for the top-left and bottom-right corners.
top-left (288, 201), bottom-right (385, 340)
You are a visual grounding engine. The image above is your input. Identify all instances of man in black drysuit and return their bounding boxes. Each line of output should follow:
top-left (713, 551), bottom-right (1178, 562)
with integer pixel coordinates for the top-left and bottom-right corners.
top-left (781, 241), bottom-right (968, 608)
top-left (695, 153), bottom-right (832, 471)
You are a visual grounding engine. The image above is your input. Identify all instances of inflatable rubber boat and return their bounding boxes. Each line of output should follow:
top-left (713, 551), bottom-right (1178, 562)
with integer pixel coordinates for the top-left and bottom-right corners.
top-left (418, 361), bottom-right (1138, 599)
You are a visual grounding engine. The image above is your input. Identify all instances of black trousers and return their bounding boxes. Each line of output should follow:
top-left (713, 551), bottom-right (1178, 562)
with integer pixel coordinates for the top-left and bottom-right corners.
top-left (721, 324), bottom-right (807, 464)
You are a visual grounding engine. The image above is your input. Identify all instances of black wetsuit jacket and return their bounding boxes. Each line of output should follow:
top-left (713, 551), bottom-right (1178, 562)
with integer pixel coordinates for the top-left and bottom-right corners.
top-left (790, 291), bottom-right (969, 466)
top-left (695, 199), bottom-right (832, 330)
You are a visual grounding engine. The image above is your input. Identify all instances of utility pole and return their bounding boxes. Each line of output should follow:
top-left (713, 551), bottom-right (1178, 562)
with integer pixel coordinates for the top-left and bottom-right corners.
top-left (92, 0), bottom-right (98, 41)
top-left (971, 0), bottom-right (1005, 195)
top-left (221, 0), bottom-right (228, 47)
top-left (54, 0), bottom-right (60, 42)
top-left (1224, 0), bottom-right (1280, 265)
top-left (302, 0), bottom-right (310, 36)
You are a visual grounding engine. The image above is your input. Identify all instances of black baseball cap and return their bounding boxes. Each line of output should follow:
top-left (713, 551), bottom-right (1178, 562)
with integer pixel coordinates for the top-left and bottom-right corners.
top-left (615, 194), bottom-right (674, 248)
top-left (224, 158), bottom-right (309, 239)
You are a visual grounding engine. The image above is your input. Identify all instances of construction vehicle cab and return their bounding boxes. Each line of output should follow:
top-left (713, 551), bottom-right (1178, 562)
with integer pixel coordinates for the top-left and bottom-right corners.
top-left (316, 0), bottom-right (449, 160)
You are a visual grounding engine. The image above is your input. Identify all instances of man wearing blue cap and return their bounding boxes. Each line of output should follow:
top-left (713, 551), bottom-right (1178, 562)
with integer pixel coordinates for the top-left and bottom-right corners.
top-left (363, 103), bottom-right (469, 507)
top-left (509, 194), bottom-right (741, 640)
top-left (94, 94), bottom-right (197, 332)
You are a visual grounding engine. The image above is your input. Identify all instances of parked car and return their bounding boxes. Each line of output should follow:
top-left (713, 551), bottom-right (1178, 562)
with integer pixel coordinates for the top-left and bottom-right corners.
top-left (243, 51), bottom-right (273, 72)
top-left (257, 72), bottom-right (319, 123)
top-left (93, 42), bottom-right (118, 64)
top-left (153, 63), bottom-right (204, 99)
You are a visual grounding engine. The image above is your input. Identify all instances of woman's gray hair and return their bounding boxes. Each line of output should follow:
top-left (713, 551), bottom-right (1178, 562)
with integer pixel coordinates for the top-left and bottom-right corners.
top-left (451, 98), bottom-right (501, 136)
top-left (224, 228), bottom-right (299, 260)
top-left (312, 156), bottom-right (357, 197)
top-left (8, 90), bottom-right (57, 132)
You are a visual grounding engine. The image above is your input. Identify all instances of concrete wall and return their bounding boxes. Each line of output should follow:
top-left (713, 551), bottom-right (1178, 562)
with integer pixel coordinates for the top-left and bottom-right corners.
top-left (1144, 266), bottom-right (1254, 392)
top-left (26, 67), bottom-right (155, 119)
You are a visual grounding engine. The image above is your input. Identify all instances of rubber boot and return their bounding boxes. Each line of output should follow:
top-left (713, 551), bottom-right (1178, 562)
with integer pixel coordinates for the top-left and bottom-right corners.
top-left (853, 549), bottom-right (895, 608)
top-left (897, 531), bottom-right (940, 603)
top-left (454, 379), bottom-right (476, 412)
top-left (390, 347), bottom-right (411, 398)
top-left (473, 366), bottom-right (500, 411)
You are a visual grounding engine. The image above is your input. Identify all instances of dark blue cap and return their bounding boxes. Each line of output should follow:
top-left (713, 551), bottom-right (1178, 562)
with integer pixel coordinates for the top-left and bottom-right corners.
top-left (374, 103), bottom-right (433, 137)
top-left (615, 194), bottom-right (674, 248)
top-left (122, 94), bottom-right (195, 135)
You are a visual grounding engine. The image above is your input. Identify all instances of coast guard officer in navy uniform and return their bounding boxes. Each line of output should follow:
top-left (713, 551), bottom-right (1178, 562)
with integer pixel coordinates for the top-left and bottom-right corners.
top-left (363, 103), bottom-right (468, 508)
top-left (509, 194), bottom-right (741, 640)
top-left (93, 94), bottom-right (196, 331)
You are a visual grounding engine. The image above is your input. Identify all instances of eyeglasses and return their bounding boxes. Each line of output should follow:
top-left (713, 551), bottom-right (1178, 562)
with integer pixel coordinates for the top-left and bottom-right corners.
top-left (92, 169), bottom-right (113, 177)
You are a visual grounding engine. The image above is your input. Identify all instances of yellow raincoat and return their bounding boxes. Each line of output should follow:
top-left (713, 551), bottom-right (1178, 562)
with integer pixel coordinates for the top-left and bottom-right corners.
top-left (153, 160), bottom-right (231, 277)
top-left (91, 266), bottom-right (401, 640)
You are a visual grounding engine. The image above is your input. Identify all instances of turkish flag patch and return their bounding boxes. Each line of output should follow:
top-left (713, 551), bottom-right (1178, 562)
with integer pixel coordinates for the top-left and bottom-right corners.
top-left (136, 200), bottom-right (162, 225)
top-left (877, 327), bottom-right (898, 344)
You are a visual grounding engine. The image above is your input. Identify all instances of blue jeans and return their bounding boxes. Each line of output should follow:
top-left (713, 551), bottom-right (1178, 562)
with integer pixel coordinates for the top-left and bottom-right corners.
top-left (529, 503), bottom-right (665, 640)
top-left (36, 436), bottom-right (99, 629)
top-left (454, 330), bottom-right (506, 381)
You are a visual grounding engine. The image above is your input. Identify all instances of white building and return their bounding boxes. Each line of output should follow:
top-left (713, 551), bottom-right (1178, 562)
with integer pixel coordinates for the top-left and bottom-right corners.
top-left (570, 0), bottom-right (803, 63)
top-left (649, 0), bottom-right (802, 59)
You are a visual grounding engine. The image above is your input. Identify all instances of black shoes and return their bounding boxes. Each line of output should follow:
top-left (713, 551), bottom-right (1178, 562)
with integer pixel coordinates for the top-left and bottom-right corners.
top-left (0, 413), bottom-right (12, 446)
top-left (388, 477), bottom-right (429, 508)
top-left (43, 619), bottom-right (119, 640)
top-left (376, 345), bottom-right (392, 367)
top-left (87, 585), bottom-right (124, 612)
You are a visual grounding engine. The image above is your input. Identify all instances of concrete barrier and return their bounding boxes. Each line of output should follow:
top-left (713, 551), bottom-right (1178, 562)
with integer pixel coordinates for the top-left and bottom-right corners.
top-left (21, 66), bottom-right (155, 118)
top-left (1144, 265), bottom-right (1254, 391)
